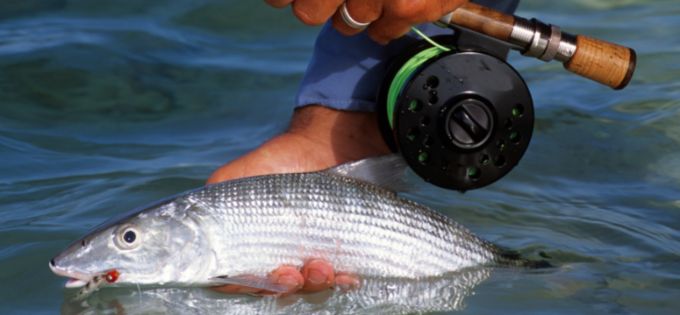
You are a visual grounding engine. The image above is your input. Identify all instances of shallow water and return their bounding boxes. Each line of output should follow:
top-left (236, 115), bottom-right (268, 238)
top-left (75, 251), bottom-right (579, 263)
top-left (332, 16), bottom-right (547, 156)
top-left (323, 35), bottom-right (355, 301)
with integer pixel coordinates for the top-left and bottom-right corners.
top-left (1, 0), bottom-right (678, 314)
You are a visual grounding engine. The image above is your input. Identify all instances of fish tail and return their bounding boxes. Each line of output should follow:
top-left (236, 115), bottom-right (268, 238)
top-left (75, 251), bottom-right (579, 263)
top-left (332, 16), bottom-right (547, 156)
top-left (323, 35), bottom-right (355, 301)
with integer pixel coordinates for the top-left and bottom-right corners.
top-left (494, 248), bottom-right (553, 269)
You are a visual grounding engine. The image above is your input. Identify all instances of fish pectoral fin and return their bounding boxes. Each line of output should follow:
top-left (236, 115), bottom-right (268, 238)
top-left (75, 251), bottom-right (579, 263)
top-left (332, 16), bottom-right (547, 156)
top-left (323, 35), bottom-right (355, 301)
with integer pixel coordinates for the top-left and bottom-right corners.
top-left (209, 275), bottom-right (290, 293)
top-left (324, 154), bottom-right (413, 192)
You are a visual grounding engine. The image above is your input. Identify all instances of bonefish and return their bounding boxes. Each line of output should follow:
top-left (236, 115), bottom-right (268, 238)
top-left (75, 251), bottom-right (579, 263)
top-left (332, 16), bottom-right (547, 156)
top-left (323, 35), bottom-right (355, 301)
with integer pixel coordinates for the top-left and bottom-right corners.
top-left (50, 155), bottom-right (541, 294)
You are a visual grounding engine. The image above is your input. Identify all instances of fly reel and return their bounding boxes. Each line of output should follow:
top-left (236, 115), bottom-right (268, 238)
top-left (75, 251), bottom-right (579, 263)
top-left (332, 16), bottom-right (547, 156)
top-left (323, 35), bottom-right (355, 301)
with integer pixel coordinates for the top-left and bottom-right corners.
top-left (378, 36), bottom-right (534, 191)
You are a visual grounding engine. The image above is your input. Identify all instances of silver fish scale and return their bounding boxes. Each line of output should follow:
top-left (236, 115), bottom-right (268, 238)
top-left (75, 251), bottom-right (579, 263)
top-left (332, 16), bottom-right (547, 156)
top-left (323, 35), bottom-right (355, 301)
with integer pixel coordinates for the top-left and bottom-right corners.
top-left (184, 172), bottom-right (502, 278)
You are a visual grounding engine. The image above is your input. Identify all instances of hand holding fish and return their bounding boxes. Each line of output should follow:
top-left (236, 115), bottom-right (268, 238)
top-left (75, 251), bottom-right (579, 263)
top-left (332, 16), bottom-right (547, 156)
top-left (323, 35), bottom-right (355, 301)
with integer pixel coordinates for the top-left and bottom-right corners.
top-left (207, 107), bottom-right (387, 294)
top-left (211, 260), bottom-right (359, 295)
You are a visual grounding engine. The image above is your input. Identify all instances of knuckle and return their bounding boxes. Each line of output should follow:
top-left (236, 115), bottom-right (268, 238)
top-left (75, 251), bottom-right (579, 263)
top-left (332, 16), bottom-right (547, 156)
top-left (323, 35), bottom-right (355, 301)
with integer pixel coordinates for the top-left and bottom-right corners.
top-left (423, 7), bottom-right (443, 22)
top-left (293, 8), bottom-right (325, 25)
top-left (293, 2), bottom-right (336, 26)
top-left (388, 0), bottom-right (427, 20)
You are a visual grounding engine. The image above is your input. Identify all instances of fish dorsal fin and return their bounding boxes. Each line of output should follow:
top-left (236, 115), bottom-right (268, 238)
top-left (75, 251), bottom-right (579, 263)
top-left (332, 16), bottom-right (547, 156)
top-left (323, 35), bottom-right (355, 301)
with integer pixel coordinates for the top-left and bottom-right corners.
top-left (324, 154), bottom-right (411, 192)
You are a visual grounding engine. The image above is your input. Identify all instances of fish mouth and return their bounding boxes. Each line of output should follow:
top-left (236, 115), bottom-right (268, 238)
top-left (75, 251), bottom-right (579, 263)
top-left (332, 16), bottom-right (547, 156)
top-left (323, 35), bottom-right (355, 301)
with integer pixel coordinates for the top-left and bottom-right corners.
top-left (49, 261), bottom-right (95, 288)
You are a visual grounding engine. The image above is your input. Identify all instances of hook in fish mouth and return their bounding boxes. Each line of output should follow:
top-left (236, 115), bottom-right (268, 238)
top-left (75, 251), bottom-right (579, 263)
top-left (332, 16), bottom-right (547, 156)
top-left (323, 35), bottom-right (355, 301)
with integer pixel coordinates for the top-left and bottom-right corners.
top-left (49, 261), bottom-right (119, 288)
top-left (49, 263), bottom-right (91, 288)
top-left (50, 259), bottom-right (122, 289)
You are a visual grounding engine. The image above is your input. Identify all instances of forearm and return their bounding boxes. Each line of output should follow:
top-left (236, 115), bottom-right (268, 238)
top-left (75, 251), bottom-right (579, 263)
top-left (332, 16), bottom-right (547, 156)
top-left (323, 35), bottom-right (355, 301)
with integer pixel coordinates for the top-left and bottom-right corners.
top-left (207, 105), bottom-right (389, 184)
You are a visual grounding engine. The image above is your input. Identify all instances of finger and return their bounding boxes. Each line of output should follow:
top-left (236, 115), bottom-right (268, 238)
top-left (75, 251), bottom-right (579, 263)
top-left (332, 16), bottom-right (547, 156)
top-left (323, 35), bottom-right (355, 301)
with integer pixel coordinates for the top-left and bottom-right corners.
top-left (334, 272), bottom-right (360, 291)
top-left (267, 265), bottom-right (305, 294)
top-left (331, 0), bottom-right (382, 36)
top-left (434, 0), bottom-right (469, 21)
top-left (366, 0), bottom-right (435, 44)
top-left (366, 18), bottom-right (412, 45)
top-left (442, 0), bottom-right (469, 15)
top-left (211, 284), bottom-right (263, 295)
top-left (366, 0), bottom-right (467, 44)
top-left (301, 259), bottom-right (335, 292)
top-left (265, 0), bottom-right (293, 8)
top-left (292, 0), bottom-right (344, 25)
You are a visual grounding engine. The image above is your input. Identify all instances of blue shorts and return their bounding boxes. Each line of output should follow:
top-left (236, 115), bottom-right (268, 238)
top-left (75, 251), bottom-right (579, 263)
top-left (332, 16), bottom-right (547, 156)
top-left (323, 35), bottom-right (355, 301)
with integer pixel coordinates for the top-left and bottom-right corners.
top-left (295, 0), bottom-right (520, 112)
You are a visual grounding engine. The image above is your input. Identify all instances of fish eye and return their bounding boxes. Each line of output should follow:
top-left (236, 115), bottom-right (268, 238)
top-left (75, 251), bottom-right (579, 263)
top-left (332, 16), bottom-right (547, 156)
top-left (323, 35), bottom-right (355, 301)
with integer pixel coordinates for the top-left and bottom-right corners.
top-left (123, 230), bottom-right (136, 244)
top-left (115, 225), bottom-right (141, 250)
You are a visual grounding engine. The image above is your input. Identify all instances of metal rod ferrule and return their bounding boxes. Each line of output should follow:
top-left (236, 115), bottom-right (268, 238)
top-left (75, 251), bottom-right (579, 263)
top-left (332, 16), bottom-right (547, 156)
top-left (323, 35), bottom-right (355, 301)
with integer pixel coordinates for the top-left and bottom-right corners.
top-left (555, 33), bottom-right (577, 62)
top-left (509, 17), bottom-right (576, 63)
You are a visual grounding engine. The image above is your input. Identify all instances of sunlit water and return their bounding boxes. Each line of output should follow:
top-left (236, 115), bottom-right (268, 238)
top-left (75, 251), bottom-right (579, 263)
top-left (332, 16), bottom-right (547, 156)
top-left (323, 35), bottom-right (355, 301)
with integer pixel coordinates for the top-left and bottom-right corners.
top-left (1, 0), bottom-right (678, 314)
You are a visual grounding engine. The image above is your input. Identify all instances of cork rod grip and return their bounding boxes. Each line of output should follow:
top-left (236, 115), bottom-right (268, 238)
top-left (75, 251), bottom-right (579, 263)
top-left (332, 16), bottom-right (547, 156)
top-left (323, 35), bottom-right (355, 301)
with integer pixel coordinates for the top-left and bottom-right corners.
top-left (563, 35), bottom-right (636, 90)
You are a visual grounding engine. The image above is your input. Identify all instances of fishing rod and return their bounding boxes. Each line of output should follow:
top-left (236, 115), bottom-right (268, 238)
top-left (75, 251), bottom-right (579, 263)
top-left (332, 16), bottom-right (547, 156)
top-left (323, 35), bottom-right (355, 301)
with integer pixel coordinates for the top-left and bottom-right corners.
top-left (438, 2), bottom-right (636, 90)
top-left (378, 3), bottom-right (636, 191)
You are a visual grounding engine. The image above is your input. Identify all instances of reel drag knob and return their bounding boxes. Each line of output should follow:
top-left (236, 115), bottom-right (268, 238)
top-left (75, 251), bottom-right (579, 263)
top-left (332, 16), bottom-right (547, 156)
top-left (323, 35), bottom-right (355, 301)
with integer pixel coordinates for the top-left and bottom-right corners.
top-left (446, 98), bottom-right (494, 149)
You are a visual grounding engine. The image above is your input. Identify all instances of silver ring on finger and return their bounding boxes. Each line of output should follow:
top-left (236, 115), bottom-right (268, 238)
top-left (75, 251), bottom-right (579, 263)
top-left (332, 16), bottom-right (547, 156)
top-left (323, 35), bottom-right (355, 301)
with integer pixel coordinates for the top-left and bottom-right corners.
top-left (340, 2), bottom-right (370, 30)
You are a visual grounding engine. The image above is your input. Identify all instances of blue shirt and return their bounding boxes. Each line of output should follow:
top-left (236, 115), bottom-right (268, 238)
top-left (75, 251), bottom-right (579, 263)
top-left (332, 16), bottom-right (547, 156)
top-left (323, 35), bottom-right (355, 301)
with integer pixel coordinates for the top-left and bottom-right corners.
top-left (296, 0), bottom-right (520, 112)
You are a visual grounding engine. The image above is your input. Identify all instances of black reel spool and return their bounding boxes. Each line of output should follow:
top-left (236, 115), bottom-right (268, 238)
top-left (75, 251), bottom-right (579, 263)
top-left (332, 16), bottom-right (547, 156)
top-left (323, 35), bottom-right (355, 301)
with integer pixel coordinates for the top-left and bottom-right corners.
top-left (377, 36), bottom-right (534, 191)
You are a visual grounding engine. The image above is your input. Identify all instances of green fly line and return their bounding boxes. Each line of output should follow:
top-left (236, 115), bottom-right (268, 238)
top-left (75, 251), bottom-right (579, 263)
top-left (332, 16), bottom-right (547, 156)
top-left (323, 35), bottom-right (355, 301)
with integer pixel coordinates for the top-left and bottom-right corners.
top-left (386, 27), bottom-right (451, 128)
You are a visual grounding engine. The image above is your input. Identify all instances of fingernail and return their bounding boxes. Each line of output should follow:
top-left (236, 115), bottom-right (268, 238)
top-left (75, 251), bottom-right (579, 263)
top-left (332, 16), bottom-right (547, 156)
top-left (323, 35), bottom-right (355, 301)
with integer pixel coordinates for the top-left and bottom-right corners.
top-left (335, 275), bottom-right (360, 291)
top-left (307, 268), bottom-right (327, 285)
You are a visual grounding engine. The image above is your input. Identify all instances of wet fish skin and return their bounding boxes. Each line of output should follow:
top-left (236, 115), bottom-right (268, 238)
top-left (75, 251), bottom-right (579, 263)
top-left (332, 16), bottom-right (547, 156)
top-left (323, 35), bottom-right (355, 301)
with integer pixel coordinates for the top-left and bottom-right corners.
top-left (61, 268), bottom-right (492, 315)
top-left (50, 156), bottom-right (518, 288)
